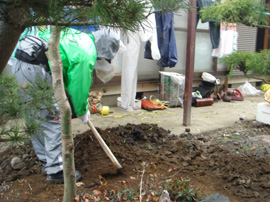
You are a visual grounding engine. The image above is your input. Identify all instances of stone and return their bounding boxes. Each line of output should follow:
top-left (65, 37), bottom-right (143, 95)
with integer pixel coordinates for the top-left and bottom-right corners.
top-left (10, 157), bottom-right (25, 170)
top-left (198, 193), bottom-right (231, 202)
top-left (22, 154), bottom-right (29, 160)
top-left (165, 151), bottom-right (172, 156)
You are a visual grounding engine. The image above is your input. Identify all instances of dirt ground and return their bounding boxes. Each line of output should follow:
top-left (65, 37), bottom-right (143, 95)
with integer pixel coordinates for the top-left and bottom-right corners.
top-left (1, 95), bottom-right (270, 202)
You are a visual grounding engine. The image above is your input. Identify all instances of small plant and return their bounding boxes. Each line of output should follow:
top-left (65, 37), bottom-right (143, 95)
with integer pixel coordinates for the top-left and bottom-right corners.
top-left (229, 134), bottom-right (240, 140)
top-left (77, 163), bottom-right (201, 201)
top-left (242, 145), bottom-right (249, 152)
top-left (220, 137), bottom-right (227, 143)
top-left (147, 144), bottom-right (153, 150)
top-left (164, 177), bottom-right (200, 202)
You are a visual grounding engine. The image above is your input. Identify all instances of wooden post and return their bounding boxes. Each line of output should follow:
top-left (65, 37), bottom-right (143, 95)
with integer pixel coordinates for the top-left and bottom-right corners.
top-left (183, 0), bottom-right (197, 126)
top-left (264, 0), bottom-right (270, 49)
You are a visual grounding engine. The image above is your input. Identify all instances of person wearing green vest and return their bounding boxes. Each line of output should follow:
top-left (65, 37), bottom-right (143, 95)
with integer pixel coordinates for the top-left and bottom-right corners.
top-left (39, 28), bottom-right (97, 183)
top-left (12, 28), bottom-right (97, 183)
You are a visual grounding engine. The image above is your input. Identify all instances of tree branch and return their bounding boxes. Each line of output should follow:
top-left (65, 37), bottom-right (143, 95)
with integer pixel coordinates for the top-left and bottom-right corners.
top-left (250, 76), bottom-right (270, 84)
top-left (253, 24), bottom-right (270, 29)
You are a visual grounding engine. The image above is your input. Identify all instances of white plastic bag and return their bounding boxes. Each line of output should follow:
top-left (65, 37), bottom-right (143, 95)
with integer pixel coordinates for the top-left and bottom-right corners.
top-left (160, 71), bottom-right (185, 107)
top-left (201, 72), bottom-right (220, 85)
top-left (95, 59), bottom-right (116, 84)
top-left (237, 81), bottom-right (262, 96)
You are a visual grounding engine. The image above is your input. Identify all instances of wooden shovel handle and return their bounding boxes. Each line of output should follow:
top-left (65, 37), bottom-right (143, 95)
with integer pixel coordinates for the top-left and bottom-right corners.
top-left (87, 120), bottom-right (123, 170)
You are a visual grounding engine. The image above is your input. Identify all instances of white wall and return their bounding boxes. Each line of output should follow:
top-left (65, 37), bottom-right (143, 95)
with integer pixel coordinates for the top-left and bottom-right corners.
top-left (113, 8), bottom-right (214, 80)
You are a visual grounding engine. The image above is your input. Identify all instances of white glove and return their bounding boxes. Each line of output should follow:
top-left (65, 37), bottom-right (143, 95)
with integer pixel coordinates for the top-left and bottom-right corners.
top-left (78, 111), bottom-right (90, 124)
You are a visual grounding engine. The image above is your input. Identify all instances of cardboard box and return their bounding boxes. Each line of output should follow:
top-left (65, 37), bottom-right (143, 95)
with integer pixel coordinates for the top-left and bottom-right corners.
top-left (117, 97), bottom-right (141, 112)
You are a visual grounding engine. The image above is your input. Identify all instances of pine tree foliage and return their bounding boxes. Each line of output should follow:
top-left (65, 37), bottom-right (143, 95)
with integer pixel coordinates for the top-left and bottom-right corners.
top-left (0, 74), bottom-right (55, 146)
top-left (200, 0), bottom-right (270, 83)
top-left (1, 0), bottom-right (189, 31)
top-left (200, 0), bottom-right (268, 28)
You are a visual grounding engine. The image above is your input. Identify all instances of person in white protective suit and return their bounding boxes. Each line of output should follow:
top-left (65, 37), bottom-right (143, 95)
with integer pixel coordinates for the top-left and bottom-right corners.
top-left (9, 28), bottom-right (97, 183)
top-left (120, 1), bottom-right (161, 110)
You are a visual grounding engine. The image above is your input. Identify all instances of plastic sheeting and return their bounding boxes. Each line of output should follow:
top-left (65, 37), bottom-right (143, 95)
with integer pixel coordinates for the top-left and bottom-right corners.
top-left (237, 81), bottom-right (262, 96)
top-left (92, 28), bottom-right (120, 61)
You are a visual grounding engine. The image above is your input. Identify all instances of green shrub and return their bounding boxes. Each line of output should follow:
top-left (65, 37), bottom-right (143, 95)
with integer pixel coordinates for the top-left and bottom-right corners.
top-left (220, 50), bottom-right (270, 79)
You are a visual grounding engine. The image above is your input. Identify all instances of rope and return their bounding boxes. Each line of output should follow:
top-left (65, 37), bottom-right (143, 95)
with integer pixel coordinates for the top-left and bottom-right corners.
top-left (101, 110), bottom-right (176, 123)
top-left (149, 95), bottom-right (170, 109)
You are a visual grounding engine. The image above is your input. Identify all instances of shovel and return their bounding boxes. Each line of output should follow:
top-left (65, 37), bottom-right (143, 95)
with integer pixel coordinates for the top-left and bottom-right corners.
top-left (87, 120), bottom-right (123, 170)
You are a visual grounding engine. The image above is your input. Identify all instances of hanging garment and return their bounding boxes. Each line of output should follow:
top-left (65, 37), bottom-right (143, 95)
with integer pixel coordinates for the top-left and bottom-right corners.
top-left (212, 23), bottom-right (238, 58)
top-left (120, 32), bottom-right (141, 110)
top-left (196, 0), bottom-right (220, 49)
top-left (144, 11), bottom-right (178, 68)
top-left (120, 2), bottom-right (160, 110)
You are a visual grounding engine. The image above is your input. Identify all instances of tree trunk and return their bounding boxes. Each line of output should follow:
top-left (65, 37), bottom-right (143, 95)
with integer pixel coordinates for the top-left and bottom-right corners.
top-left (0, 7), bottom-right (27, 74)
top-left (46, 26), bottom-right (76, 202)
top-left (0, 6), bottom-right (27, 74)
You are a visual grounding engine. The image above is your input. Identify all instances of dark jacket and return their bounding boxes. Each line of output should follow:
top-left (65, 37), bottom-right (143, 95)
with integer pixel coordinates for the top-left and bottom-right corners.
top-left (196, 0), bottom-right (220, 49)
top-left (144, 11), bottom-right (178, 68)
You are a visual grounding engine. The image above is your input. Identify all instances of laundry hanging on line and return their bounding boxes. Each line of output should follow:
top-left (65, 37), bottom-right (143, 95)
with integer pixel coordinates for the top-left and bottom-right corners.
top-left (144, 11), bottom-right (178, 68)
top-left (120, 1), bottom-right (160, 111)
top-left (212, 23), bottom-right (238, 58)
top-left (196, 0), bottom-right (220, 49)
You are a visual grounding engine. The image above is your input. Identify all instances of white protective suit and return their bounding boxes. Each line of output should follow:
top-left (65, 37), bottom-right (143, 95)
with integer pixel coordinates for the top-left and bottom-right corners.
top-left (120, 2), bottom-right (160, 110)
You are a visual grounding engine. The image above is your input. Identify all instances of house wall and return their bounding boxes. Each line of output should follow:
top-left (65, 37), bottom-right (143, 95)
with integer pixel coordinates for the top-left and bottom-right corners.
top-left (112, 9), bottom-right (214, 78)
top-left (92, 9), bottom-right (220, 106)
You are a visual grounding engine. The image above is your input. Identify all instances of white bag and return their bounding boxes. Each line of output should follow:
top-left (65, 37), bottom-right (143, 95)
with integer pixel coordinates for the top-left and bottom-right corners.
top-left (237, 81), bottom-right (262, 96)
top-left (95, 59), bottom-right (116, 84)
top-left (201, 72), bottom-right (220, 85)
top-left (160, 71), bottom-right (185, 107)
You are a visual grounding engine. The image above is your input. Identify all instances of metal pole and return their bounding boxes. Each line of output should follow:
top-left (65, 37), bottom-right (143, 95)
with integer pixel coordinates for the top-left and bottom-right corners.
top-left (183, 0), bottom-right (197, 126)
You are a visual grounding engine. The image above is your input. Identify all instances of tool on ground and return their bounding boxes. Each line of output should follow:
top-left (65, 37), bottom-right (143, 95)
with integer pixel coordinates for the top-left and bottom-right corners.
top-left (87, 119), bottom-right (123, 170)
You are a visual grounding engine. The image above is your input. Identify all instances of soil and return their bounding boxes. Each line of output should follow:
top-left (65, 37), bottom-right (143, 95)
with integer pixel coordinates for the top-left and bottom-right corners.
top-left (1, 119), bottom-right (270, 202)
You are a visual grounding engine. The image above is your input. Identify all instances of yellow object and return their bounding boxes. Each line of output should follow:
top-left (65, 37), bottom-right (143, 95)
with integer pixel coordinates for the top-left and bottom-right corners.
top-left (261, 84), bottom-right (270, 92)
top-left (264, 89), bottom-right (270, 104)
top-left (101, 106), bottom-right (109, 116)
top-left (149, 95), bottom-right (169, 108)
